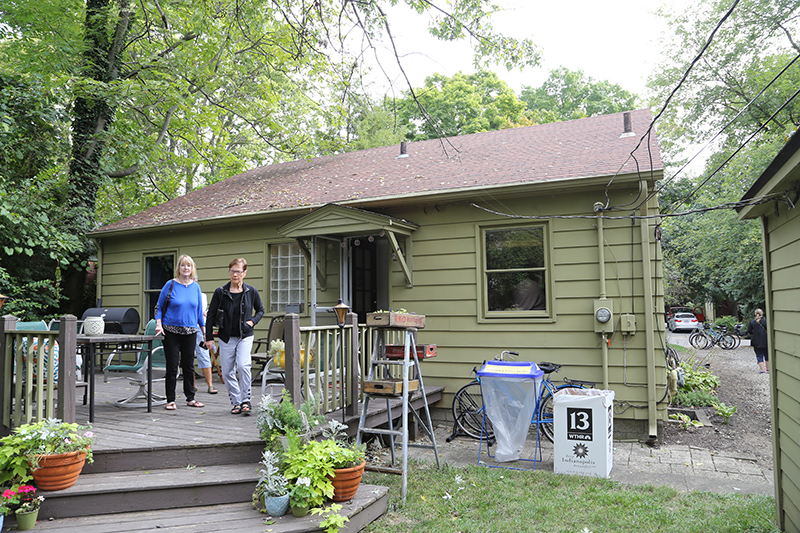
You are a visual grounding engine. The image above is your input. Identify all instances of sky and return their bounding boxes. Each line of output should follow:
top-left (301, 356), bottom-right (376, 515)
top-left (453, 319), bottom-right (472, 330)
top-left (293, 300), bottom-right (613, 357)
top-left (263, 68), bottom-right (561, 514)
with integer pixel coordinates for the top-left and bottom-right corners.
top-left (368, 0), bottom-right (677, 98)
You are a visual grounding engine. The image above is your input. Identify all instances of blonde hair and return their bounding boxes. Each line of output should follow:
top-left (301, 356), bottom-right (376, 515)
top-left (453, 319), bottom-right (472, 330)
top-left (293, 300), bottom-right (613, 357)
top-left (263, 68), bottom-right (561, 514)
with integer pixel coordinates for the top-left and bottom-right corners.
top-left (175, 254), bottom-right (198, 279)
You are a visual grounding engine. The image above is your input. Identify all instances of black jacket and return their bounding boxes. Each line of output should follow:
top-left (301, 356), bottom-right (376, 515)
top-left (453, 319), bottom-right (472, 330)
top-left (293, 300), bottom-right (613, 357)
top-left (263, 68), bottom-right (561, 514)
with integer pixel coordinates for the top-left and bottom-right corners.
top-left (747, 317), bottom-right (768, 349)
top-left (206, 282), bottom-right (265, 343)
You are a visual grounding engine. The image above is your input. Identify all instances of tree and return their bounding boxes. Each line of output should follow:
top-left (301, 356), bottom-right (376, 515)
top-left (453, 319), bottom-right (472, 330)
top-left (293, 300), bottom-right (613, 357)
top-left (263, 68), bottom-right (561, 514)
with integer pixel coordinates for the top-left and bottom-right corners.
top-left (398, 70), bottom-right (529, 140)
top-left (0, 0), bottom-right (540, 315)
top-left (520, 67), bottom-right (639, 124)
top-left (649, 0), bottom-right (800, 315)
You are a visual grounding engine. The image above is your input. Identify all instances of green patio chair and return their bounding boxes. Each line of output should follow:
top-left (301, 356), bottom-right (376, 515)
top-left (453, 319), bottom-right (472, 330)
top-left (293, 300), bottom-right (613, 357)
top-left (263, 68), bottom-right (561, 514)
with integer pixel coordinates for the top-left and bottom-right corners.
top-left (113, 319), bottom-right (167, 407)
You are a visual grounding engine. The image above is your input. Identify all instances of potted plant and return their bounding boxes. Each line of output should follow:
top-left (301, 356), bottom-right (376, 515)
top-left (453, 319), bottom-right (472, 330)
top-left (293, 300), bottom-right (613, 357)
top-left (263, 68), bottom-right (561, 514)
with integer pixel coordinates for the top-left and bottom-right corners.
top-left (256, 390), bottom-right (324, 449)
top-left (322, 421), bottom-right (367, 502)
top-left (0, 418), bottom-right (94, 491)
top-left (1, 484), bottom-right (44, 531)
top-left (252, 450), bottom-right (290, 517)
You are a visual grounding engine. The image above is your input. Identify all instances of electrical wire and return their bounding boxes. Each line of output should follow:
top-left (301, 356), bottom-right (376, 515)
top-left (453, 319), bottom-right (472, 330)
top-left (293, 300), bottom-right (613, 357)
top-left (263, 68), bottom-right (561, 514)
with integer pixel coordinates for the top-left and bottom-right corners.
top-left (663, 85), bottom-right (800, 215)
top-left (638, 52), bottom-right (800, 213)
top-left (602, 0), bottom-right (742, 208)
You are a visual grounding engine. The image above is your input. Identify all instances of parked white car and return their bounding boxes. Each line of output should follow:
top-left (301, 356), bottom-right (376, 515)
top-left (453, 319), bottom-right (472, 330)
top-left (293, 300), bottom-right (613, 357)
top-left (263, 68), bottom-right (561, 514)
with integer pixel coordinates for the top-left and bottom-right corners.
top-left (668, 312), bottom-right (699, 332)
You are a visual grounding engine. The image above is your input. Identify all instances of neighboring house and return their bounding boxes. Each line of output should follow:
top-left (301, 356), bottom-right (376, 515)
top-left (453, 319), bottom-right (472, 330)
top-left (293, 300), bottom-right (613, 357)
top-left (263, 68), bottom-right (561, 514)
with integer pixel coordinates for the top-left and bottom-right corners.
top-left (738, 131), bottom-right (800, 533)
top-left (90, 109), bottom-right (667, 440)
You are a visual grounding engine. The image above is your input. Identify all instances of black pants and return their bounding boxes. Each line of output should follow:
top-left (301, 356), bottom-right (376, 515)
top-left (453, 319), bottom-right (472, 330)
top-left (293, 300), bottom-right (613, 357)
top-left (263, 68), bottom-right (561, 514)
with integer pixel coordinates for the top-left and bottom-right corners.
top-left (162, 330), bottom-right (196, 403)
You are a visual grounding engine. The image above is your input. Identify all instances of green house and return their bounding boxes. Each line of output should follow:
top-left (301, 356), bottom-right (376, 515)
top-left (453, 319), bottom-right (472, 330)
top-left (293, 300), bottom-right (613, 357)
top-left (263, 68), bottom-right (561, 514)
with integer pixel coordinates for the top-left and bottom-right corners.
top-left (738, 132), bottom-right (800, 533)
top-left (90, 109), bottom-right (667, 440)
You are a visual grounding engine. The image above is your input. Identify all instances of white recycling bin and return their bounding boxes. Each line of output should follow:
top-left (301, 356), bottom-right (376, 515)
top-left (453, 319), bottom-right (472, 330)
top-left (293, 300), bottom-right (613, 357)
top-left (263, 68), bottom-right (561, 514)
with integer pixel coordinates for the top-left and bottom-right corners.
top-left (553, 388), bottom-right (615, 478)
top-left (477, 360), bottom-right (543, 462)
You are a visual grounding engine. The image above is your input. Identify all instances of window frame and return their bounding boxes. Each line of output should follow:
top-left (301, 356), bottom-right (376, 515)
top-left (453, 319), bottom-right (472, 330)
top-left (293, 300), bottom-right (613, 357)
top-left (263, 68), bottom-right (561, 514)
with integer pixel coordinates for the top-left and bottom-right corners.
top-left (267, 241), bottom-right (307, 314)
top-left (477, 221), bottom-right (553, 321)
top-left (143, 252), bottom-right (176, 322)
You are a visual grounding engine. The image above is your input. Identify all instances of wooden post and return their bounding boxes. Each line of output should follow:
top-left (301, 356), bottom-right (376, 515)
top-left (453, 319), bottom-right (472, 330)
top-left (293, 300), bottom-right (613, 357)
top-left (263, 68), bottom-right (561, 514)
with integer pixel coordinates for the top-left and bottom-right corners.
top-left (1, 315), bottom-right (18, 435)
top-left (345, 312), bottom-right (358, 417)
top-left (57, 315), bottom-right (78, 423)
top-left (284, 313), bottom-right (302, 407)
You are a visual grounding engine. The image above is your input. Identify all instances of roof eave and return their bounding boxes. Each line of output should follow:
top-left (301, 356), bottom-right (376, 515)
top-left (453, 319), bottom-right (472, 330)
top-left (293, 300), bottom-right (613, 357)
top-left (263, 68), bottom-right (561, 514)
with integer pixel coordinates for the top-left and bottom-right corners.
top-left (90, 170), bottom-right (659, 238)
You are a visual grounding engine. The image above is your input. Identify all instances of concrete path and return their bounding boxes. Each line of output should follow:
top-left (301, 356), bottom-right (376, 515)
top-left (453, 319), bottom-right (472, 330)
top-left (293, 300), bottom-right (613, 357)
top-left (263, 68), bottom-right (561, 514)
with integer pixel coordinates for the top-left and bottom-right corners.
top-left (402, 424), bottom-right (775, 497)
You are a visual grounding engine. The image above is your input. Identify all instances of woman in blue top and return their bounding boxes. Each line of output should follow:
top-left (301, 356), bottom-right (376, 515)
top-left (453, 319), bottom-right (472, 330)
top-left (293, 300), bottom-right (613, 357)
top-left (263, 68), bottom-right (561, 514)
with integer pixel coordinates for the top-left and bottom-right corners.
top-left (155, 254), bottom-right (206, 410)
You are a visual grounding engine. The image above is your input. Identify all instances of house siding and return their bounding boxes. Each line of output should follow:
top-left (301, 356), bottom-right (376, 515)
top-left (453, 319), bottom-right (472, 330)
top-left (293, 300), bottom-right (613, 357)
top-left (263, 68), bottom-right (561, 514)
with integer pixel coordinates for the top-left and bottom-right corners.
top-left (95, 180), bottom-right (666, 430)
top-left (765, 203), bottom-right (800, 533)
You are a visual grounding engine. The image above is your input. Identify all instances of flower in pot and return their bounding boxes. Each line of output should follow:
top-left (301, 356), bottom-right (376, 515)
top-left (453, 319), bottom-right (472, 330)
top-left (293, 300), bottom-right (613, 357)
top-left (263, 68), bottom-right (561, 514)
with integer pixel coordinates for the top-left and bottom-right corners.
top-left (288, 476), bottom-right (318, 517)
top-left (321, 421), bottom-right (367, 502)
top-left (282, 433), bottom-right (335, 512)
top-left (256, 390), bottom-right (324, 448)
top-left (1, 484), bottom-right (44, 531)
top-left (0, 418), bottom-right (94, 491)
top-left (252, 450), bottom-right (290, 517)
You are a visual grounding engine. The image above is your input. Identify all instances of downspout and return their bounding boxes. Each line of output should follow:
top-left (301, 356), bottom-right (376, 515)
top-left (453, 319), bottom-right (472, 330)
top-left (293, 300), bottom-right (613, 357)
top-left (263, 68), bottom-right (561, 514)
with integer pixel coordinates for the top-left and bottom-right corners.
top-left (639, 182), bottom-right (659, 440)
top-left (593, 202), bottom-right (610, 389)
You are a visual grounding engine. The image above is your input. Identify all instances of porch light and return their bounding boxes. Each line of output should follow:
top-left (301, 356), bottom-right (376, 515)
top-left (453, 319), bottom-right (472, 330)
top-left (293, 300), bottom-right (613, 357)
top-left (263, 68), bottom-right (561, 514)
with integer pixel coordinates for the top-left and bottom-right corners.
top-left (334, 299), bottom-right (350, 328)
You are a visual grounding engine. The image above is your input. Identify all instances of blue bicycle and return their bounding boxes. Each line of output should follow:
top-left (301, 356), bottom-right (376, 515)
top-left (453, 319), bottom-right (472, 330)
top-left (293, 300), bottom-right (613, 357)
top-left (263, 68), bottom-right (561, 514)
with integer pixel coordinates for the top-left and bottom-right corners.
top-left (448, 351), bottom-right (594, 443)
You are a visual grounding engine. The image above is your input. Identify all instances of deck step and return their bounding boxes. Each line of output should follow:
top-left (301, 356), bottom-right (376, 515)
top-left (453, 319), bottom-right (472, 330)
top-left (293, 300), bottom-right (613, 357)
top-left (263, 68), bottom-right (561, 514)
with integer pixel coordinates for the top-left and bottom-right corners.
top-left (30, 486), bottom-right (389, 532)
top-left (83, 440), bottom-right (264, 474)
top-left (40, 463), bottom-right (259, 519)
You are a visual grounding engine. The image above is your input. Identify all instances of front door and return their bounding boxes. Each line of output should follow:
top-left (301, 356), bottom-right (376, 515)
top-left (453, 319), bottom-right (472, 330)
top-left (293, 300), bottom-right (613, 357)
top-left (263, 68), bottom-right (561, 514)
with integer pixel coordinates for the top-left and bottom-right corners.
top-left (346, 236), bottom-right (389, 323)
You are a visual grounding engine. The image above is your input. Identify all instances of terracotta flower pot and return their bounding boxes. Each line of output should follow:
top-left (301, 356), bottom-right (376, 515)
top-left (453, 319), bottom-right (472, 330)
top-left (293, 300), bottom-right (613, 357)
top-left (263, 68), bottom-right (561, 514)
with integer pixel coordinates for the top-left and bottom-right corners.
top-left (330, 460), bottom-right (365, 502)
top-left (30, 450), bottom-right (87, 491)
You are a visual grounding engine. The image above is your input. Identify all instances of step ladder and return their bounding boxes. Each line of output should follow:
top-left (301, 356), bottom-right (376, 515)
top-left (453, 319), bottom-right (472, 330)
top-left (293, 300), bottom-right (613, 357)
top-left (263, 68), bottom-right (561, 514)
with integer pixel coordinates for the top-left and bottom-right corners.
top-left (356, 326), bottom-right (440, 501)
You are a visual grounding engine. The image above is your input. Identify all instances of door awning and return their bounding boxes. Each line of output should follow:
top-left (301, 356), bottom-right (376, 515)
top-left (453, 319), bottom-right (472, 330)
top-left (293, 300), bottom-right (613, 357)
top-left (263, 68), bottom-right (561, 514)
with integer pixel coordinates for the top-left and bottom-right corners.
top-left (277, 204), bottom-right (419, 287)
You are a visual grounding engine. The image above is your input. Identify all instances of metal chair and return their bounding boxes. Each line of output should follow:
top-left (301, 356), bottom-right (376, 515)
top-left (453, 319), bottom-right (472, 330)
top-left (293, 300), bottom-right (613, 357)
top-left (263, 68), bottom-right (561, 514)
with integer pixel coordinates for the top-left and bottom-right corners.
top-left (252, 315), bottom-right (285, 388)
top-left (111, 320), bottom-right (167, 407)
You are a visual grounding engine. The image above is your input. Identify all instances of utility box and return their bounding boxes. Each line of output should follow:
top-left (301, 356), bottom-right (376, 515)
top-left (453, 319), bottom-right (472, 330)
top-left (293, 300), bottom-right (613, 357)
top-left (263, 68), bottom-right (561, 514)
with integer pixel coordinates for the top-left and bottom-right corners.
top-left (553, 388), bottom-right (615, 478)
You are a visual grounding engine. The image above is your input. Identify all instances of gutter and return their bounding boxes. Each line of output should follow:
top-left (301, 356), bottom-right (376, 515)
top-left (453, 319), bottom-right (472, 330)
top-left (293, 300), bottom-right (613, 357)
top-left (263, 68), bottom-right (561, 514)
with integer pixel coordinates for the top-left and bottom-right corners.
top-left (639, 181), bottom-right (659, 440)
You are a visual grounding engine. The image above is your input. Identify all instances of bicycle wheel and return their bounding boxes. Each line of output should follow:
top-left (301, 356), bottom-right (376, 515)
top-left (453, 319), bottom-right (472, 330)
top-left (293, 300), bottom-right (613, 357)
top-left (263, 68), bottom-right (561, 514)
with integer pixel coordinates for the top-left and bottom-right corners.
top-left (538, 384), bottom-right (585, 443)
top-left (689, 332), bottom-right (709, 349)
top-left (720, 334), bottom-right (737, 350)
top-left (451, 381), bottom-right (493, 440)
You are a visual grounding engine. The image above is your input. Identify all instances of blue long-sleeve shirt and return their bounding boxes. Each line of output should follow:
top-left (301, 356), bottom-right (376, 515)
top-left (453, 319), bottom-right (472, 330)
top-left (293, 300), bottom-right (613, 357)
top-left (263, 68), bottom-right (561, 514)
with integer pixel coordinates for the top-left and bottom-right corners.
top-left (155, 280), bottom-right (205, 329)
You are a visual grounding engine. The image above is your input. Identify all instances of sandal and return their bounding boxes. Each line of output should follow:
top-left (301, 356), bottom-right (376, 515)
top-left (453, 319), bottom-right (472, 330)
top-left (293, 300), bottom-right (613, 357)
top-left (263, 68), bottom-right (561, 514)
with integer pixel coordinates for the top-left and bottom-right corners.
top-left (165, 402), bottom-right (177, 411)
top-left (230, 404), bottom-right (242, 415)
top-left (186, 400), bottom-right (205, 408)
top-left (207, 385), bottom-right (219, 394)
top-left (241, 401), bottom-right (252, 415)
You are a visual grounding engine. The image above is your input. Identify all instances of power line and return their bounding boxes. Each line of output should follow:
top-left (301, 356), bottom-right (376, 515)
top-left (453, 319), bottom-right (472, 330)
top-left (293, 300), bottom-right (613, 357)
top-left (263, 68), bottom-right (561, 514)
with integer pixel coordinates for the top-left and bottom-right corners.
top-left (641, 52), bottom-right (800, 214)
top-left (602, 0), bottom-right (742, 208)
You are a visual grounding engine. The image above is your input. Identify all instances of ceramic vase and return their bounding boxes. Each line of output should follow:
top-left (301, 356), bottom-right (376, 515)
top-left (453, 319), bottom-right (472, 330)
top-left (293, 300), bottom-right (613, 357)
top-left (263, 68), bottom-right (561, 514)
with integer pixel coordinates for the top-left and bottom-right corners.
top-left (31, 450), bottom-right (87, 491)
top-left (15, 508), bottom-right (38, 531)
top-left (83, 316), bottom-right (105, 336)
top-left (330, 460), bottom-right (366, 502)
top-left (263, 493), bottom-right (290, 517)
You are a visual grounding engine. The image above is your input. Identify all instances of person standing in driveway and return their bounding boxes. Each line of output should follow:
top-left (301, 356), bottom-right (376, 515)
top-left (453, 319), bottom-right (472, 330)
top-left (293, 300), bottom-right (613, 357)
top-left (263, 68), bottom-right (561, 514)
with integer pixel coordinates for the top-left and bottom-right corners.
top-left (747, 308), bottom-right (769, 374)
top-left (205, 258), bottom-right (264, 415)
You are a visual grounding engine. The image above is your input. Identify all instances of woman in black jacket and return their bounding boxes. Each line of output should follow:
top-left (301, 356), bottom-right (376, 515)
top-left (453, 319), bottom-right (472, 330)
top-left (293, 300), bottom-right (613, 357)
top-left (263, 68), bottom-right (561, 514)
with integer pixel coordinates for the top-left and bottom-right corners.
top-left (747, 308), bottom-right (769, 374)
top-left (205, 258), bottom-right (265, 414)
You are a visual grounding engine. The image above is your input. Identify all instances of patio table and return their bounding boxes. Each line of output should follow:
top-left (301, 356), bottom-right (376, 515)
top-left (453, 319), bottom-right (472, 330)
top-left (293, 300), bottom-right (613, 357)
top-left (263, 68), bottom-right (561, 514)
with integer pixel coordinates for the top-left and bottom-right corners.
top-left (77, 333), bottom-right (158, 422)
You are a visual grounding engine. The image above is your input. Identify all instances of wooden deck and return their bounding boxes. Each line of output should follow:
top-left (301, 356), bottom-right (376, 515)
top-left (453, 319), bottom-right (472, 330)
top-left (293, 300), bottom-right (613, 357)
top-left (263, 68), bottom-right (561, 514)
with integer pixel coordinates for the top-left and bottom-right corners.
top-left (16, 371), bottom-right (441, 532)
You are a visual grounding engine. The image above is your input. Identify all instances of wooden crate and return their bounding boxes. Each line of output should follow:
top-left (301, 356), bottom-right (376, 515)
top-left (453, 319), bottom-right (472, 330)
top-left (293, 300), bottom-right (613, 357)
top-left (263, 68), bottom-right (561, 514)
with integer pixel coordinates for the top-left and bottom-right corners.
top-left (366, 312), bottom-right (426, 329)
top-left (384, 344), bottom-right (437, 360)
top-left (363, 379), bottom-right (420, 395)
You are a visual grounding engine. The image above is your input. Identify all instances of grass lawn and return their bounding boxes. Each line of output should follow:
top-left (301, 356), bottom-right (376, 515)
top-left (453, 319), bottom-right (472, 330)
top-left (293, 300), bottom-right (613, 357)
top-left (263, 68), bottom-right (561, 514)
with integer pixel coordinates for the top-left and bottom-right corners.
top-left (361, 461), bottom-right (778, 533)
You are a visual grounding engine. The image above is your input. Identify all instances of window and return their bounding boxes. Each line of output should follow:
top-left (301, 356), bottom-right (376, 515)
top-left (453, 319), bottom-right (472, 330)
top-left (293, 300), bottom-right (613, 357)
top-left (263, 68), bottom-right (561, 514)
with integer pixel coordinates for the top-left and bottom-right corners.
top-left (483, 226), bottom-right (547, 315)
top-left (145, 254), bottom-right (175, 320)
top-left (269, 243), bottom-right (305, 313)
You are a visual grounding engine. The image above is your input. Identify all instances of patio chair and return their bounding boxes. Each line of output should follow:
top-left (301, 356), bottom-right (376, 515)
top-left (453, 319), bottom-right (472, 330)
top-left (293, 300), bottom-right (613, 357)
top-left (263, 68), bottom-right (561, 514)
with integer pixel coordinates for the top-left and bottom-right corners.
top-left (103, 319), bottom-right (156, 382)
top-left (111, 320), bottom-right (167, 407)
top-left (252, 315), bottom-right (285, 387)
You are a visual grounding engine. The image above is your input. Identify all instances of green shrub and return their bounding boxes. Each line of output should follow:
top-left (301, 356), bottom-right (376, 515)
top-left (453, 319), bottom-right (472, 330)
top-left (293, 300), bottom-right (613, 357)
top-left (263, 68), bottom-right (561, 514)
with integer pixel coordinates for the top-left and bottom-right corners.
top-left (673, 389), bottom-right (718, 407)
top-left (680, 362), bottom-right (720, 391)
top-left (713, 315), bottom-right (738, 331)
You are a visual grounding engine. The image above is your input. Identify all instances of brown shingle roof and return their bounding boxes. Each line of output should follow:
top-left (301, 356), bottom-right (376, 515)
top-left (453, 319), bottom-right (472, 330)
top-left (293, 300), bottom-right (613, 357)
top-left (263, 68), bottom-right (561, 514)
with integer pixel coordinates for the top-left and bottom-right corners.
top-left (95, 109), bottom-right (661, 233)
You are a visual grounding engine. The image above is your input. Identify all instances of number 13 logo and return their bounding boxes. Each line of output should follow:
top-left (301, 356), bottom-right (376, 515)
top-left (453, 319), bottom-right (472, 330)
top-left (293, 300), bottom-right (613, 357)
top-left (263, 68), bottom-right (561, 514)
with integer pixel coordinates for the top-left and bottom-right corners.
top-left (566, 407), bottom-right (593, 439)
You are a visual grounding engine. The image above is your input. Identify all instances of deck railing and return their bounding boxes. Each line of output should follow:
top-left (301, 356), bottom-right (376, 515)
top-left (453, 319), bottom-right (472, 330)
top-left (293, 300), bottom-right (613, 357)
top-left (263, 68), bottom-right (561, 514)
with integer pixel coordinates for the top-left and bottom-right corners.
top-left (0, 315), bottom-right (79, 434)
top-left (282, 314), bottom-right (409, 416)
